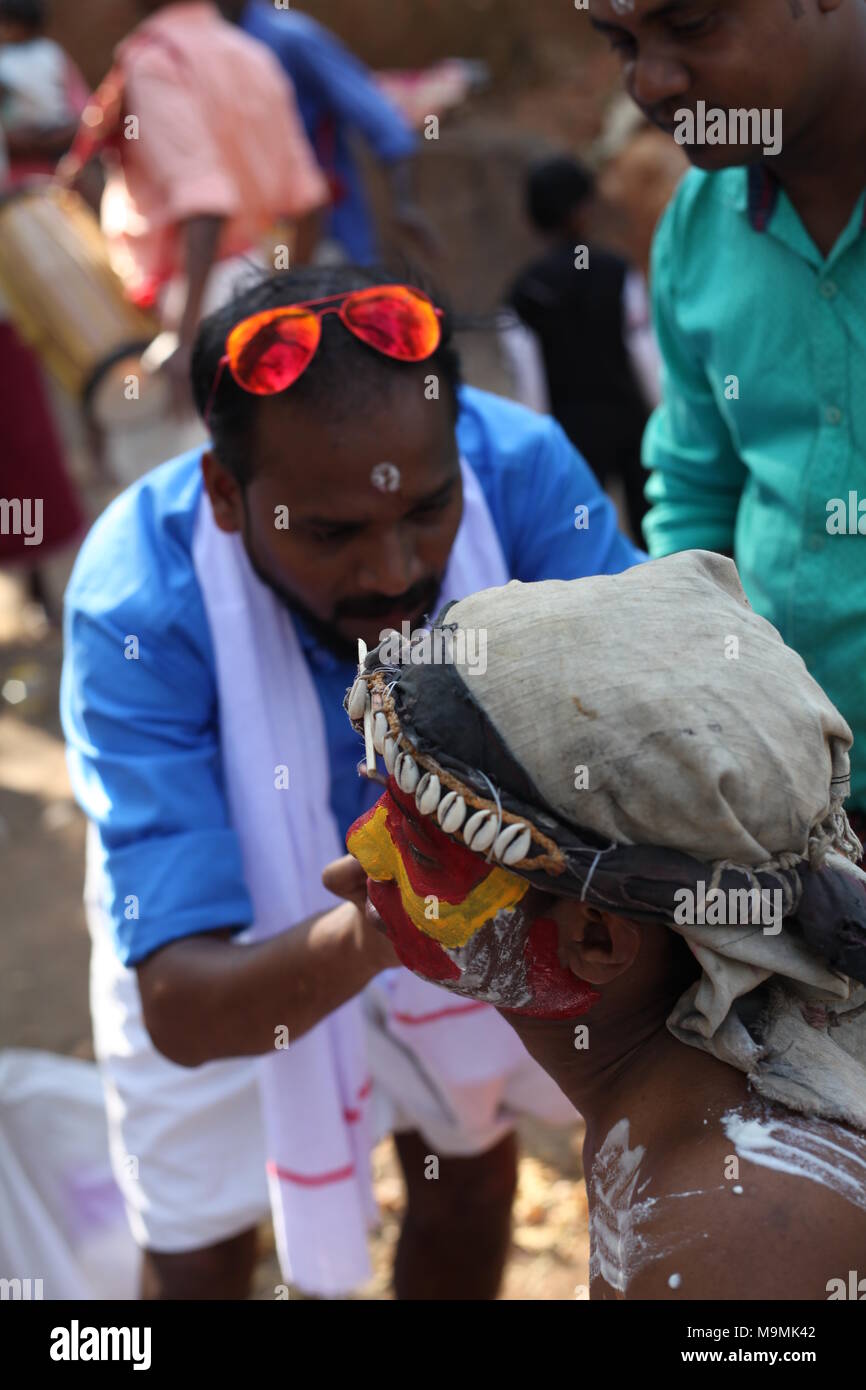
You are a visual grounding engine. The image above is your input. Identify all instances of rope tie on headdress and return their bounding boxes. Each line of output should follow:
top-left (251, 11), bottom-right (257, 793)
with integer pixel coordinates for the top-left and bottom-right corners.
top-left (579, 846), bottom-right (607, 903)
top-left (809, 801), bottom-right (863, 867)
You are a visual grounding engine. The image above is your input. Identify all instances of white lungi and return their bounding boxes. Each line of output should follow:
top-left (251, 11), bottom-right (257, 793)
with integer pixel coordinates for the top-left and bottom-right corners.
top-left (87, 843), bottom-right (574, 1253)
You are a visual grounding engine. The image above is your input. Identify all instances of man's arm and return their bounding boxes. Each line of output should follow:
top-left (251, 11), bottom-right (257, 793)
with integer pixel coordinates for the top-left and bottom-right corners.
top-left (161, 213), bottom-right (224, 413)
top-left (62, 529), bottom-right (396, 1072)
top-left (176, 215), bottom-right (223, 349)
top-left (641, 202), bottom-right (748, 558)
top-left (282, 15), bottom-right (417, 168)
top-left (122, 53), bottom-right (238, 408)
top-left (290, 205), bottom-right (324, 266)
top-left (137, 901), bottom-right (396, 1068)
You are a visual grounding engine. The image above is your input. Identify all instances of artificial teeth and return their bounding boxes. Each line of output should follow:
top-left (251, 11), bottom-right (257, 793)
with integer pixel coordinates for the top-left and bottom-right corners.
top-left (415, 773), bottom-right (441, 816)
top-left (437, 792), bottom-right (467, 835)
top-left (492, 822), bottom-right (532, 865)
top-left (372, 711), bottom-right (389, 755)
top-left (463, 809), bottom-right (499, 853)
top-left (395, 752), bottom-right (420, 795)
top-left (347, 678), bottom-right (368, 721)
top-left (383, 736), bottom-right (398, 774)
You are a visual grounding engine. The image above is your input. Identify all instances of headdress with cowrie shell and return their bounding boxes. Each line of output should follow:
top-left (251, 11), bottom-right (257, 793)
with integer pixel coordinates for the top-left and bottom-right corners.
top-left (345, 553), bottom-right (866, 1130)
top-left (345, 553), bottom-right (866, 982)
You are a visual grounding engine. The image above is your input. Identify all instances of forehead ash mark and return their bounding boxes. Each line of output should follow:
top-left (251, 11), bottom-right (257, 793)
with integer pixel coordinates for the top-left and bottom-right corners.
top-left (370, 462), bottom-right (401, 493)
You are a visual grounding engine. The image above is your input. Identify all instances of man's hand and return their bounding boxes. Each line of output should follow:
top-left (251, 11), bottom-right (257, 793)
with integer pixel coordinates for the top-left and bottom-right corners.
top-left (322, 853), bottom-right (369, 913)
top-left (137, 888), bottom-right (399, 1068)
top-left (323, 854), bottom-right (400, 972)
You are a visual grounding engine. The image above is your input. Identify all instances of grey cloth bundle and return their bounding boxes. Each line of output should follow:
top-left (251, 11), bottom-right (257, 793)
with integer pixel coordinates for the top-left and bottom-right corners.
top-left (666, 852), bottom-right (866, 1131)
top-left (443, 549), bottom-right (853, 868)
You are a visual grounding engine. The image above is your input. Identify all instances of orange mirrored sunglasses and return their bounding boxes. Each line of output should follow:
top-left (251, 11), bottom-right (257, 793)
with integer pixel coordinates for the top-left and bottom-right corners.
top-left (204, 283), bottom-right (443, 427)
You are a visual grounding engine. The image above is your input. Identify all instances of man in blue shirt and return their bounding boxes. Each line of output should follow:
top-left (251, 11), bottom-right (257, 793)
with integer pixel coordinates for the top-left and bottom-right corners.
top-left (220, 2), bottom-right (425, 265)
top-left (62, 265), bottom-right (643, 1300)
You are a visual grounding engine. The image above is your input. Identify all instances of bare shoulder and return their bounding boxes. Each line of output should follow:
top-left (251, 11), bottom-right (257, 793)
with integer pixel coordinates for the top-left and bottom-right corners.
top-left (588, 1101), bottom-right (866, 1301)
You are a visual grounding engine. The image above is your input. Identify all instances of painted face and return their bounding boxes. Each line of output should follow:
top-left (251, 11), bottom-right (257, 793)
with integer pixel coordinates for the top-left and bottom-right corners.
top-left (347, 782), bottom-right (600, 1019)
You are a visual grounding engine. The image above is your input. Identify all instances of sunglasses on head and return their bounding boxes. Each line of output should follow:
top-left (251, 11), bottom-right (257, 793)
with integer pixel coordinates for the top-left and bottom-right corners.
top-left (203, 282), bottom-right (444, 427)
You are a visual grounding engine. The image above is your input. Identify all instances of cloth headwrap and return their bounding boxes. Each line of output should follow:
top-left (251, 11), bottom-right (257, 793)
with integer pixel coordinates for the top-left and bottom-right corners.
top-left (345, 552), bottom-right (866, 1130)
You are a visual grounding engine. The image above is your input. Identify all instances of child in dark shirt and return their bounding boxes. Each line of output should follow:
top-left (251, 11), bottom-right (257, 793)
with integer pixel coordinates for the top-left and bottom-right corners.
top-left (505, 157), bottom-right (658, 542)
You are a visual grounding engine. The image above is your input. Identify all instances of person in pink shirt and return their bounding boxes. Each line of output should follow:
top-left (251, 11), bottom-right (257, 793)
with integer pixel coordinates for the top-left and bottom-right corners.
top-left (68, 0), bottom-right (330, 412)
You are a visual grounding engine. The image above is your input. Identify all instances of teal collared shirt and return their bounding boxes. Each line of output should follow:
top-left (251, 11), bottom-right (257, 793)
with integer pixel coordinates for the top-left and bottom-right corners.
top-left (643, 164), bottom-right (866, 810)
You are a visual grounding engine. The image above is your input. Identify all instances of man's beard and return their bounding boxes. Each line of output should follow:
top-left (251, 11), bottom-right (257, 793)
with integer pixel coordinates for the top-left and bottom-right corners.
top-left (241, 534), bottom-right (445, 666)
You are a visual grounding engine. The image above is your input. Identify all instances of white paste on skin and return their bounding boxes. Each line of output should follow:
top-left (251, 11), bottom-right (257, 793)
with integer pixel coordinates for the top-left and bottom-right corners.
top-left (589, 1123), bottom-right (719, 1294)
top-left (723, 1110), bottom-right (866, 1212)
top-left (589, 1119), bottom-right (661, 1293)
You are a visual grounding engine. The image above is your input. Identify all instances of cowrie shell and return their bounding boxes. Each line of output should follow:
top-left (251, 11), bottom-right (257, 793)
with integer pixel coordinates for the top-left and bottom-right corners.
top-left (415, 772), bottom-right (441, 816)
top-left (492, 822), bottom-right (531, 865)
top-left (437, 791), bottom-right (467, 835)
top-left (463, 809), bottom-right (498, 853)
top-left (372, 711), bottom-right (389, 755)
top-left (395, 751), bottom-right (420, 795)
top-left (383, 736), bottom-right (398, 775)
top-left (347, 678), bottom-right (368, 721)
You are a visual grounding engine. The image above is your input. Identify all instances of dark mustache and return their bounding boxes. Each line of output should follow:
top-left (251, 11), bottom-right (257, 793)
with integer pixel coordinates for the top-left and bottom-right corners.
top-left (335, 577), bottom-right (441, 622)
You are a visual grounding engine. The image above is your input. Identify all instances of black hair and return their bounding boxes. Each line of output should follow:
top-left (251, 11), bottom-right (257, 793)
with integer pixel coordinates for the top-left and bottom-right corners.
top-left (191, 262), bottom-right (463, 486)
top-left (0, 0), bottom-right (46, 28)
top-left (527, 156), bottom-right (595, 233)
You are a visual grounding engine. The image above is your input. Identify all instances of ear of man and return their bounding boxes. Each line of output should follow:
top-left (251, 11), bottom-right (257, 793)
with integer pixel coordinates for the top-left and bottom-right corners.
top-left (551, 900), bottom-right (641, 985)
top-left (201, 450), bottom-right (244, 534)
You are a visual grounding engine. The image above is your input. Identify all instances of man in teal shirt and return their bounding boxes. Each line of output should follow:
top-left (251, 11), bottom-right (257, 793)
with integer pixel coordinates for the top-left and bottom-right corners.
top-left (589, 0), bottom-right (866, 819)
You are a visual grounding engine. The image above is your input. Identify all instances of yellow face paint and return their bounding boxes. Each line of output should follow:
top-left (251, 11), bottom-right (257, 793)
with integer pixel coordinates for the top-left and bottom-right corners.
top-left (347, 796), bottom-right (529, 950)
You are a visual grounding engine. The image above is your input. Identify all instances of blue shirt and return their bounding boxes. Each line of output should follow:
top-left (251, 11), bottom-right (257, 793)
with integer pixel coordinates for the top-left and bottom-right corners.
top-left (62, 386), bottom-right (643, 966)
top-left (239, 4), bottom-right (417, 265)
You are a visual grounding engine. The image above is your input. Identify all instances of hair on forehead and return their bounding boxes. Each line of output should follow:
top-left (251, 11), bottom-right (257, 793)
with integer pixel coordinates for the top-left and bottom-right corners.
top-left (191, 263), bottom-right (462, 487)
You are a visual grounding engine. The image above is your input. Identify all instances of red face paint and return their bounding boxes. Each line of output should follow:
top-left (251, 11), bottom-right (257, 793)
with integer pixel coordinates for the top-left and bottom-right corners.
top-left (348, 783), bottom-right (600, 1019)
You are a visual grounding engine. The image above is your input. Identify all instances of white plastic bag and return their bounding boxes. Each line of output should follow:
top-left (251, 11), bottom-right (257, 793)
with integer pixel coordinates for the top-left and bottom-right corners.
top-left (0, 1049), bottom-right (137, 1300)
